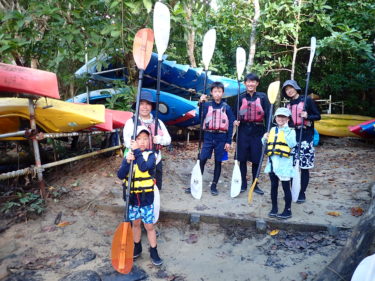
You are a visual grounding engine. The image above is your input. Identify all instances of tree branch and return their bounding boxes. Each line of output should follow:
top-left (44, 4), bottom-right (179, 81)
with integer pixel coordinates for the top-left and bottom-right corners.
top-left (264, 68), bottom-right (292, 75)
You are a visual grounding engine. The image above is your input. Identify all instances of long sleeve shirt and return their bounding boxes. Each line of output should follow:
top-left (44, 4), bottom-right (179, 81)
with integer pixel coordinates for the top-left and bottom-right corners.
top-left (123, 114), bottom-right (171, 164)
top-left (117, 149), bottom-right (156, 207)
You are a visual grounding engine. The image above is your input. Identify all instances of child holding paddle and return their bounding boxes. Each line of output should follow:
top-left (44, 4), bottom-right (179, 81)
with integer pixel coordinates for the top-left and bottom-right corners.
top-left (117, 125), bottom-right (163, 266)
top-left (262, 107), bottom-right (297, 219)
top-left (123, 91), bottom-right (171, 191)
top-left (187, 82), bottom-right (235, 195)
top-left (281, 80), bottom-right (321, 203)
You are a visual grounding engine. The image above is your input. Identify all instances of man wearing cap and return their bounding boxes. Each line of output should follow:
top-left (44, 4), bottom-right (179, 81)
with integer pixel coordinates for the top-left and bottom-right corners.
top-left (123, 90), bottom-right (171, 191)
top-left (233, 73), bottom-right (271, 195)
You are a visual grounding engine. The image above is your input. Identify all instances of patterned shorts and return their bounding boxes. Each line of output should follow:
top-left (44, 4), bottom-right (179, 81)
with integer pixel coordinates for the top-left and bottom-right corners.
top-left (292, 140), bottom-right (315, 169)
top-left (128, 204), bottom-right (154, 224)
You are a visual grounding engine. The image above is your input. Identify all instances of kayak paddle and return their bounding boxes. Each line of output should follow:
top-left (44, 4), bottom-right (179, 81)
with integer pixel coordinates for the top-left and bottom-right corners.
top-left (152, 2), bottom-right (170, 222)
top-left (292, 37), bottom-right (316, 202)
top-left (190, 28), bottom-right (216, 200)
top-left (111, 28), bottom-right (154, 274)
top-left (230, 47), bottom-right (246, 198)
top-left (248, 81), bottom-right (280, 203)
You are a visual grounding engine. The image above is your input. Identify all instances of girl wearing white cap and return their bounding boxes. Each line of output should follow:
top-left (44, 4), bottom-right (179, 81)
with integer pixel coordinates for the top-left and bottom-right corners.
top-left (262, 107), bottom-right (297, 219)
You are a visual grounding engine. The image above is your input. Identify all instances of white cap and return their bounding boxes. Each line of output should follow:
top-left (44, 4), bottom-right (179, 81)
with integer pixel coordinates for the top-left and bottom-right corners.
top-left (274, 107), bottom-right (291, 117)
top-left (136, 125), bottom-right (150, 137)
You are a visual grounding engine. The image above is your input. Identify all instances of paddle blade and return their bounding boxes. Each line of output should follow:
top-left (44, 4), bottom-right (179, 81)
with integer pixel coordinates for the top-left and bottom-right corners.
top-left (248, 178), bottom-right (258, 204)
top-left (236, 47), bottom-right (246, 81)
top-left (291, 160), bottom-right (301, 202)
top-left (112, 222), bottom-right (134, 274)
top-left (133, 28), bottom-right (154, 70)
top-left (202, 29), bottom-right (216, 70)
top-left (267, 81), bottom-right (280, 105)
top-left (307, 37), bottom-right (317, 73)
top-left (230, 160), bottom-right (242, 198)
top-left (153, 185), bottom-right (160, 223)
top-left (190, 160), bottom-right (203, 200)
top-left (153, 2), bottom-right (170, 60)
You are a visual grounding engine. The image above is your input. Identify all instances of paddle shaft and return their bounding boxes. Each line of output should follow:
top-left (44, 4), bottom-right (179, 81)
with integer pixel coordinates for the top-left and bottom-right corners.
top-left (295, 71), bottom-right (311, 159)
top-left (153, 59), bottom-right (162, 144)
top-left (254, 103), bottom-right (274, 179)
top-left (197, 69), bottom-right (209, 159)
top-left (234, 80), bottom-right (241, 159)
top-left (124, 70), bottom-right (144, 221)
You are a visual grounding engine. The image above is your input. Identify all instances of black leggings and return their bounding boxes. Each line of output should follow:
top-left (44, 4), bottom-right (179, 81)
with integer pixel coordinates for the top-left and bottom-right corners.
top-left (239, 161), bottom-right (259, 188)
top-left (200, 159), bottom-right (222, 184)
top-left (300, 169), bottom-right (310, 195)
top-left (269, 172), bottom-right (291, 211)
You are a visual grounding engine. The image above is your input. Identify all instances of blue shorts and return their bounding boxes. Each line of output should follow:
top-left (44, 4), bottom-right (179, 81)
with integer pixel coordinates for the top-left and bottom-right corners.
top-left (200, 137), bottom-right (226, 162)
top-left (128, 204), bottom-right (154, 224)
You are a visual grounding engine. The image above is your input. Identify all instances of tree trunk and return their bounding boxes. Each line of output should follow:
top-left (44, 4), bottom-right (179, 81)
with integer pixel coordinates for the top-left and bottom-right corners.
top-left (185, 4), bottom-right (197, 67)
top-left (247, 0), bottom-right (260, 72)
top-left (291, 0), bottom-right (302, 80)
top-left (314, 184), bottom-right (375, 281)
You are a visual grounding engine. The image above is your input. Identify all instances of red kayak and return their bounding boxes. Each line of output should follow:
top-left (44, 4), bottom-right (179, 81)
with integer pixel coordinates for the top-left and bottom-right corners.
top-left (349, 119), bottom-right (375, 138)
top-left (91, 110), bottom-right (113, 131)
top-left (0, 63), bottom-right (60, 99)
top-left (105, 109), bottom-right (133, 129)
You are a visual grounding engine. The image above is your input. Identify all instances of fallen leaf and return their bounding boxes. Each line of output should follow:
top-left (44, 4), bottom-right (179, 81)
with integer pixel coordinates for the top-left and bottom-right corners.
top-left (269, 229), bottom-right (279, 236)
top-left (327, 211), bottom-right (341, 217)
top-left (351, 207), bottom-right (364, 217)
top-left (57, 221), bottom-right (75, 227)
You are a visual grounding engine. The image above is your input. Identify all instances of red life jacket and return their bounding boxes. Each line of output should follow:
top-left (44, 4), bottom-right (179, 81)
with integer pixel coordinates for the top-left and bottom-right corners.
top-left (136, 117), bottom-right (164, 150)
top-left (239, 97), bottom-right (264, 122)
top-left (287, 102), bottom-right (311, 127)
top-left (203, 103), bottom-right (229, 132)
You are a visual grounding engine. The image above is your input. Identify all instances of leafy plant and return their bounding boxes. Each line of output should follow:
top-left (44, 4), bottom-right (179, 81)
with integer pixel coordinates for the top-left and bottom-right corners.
top-left (0, 192), bottom-right (45, 216)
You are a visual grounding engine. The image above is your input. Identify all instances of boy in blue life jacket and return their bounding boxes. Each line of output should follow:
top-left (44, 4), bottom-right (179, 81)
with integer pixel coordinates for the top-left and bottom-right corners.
top-left (186, 81), bottom-right (235, 195)
top-left (117, 125), bottom-right (163, 266)
top-left (262, 107), bottom-right (297, 219)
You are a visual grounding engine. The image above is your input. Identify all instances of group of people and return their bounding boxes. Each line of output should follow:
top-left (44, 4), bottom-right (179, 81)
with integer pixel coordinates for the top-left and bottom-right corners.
top-left (117, 73), bottom-right (321, 265)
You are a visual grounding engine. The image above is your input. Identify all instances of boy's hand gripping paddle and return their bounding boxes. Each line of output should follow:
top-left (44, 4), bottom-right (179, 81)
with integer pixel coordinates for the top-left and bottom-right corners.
top-left (230, 47), bottom-right (246, 198)
top-left (190, 29), bottom-right (216, 200)
top-left (248, 81), bottom-right (280, 204)
top-left (292, 37), bottom-right (316, 202)
top-left (111, 28), bottom-right (154, 274)
top-left (152, 2), bottom-right (170, 222)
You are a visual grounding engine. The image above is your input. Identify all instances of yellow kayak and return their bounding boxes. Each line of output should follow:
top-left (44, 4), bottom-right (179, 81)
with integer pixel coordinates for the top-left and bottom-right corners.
top-left (0, 98), bottom-right (105, 135)
top-left (315, 114), bottom-right (374, 137)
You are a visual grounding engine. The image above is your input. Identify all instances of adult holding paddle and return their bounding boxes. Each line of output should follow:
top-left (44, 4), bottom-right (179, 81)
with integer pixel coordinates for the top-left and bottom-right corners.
top-left (188, 28), bottom-right (216, 199)
top-left (233, 73), bottom-right (271, 195)
top-left (281, 37), bottom-right (320, 204)
top-left (112, 28), bottom-right (160, 275)
top-left (123, 3), bottom-right (172, 192)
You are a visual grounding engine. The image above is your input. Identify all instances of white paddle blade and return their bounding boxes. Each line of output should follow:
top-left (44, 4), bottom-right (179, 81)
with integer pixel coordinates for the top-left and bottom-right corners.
top-left (202, 29), bottom-right (216, 70)
top-left (236, 47), bottom-right (246, 81)
top-left (153, 185), bottom-right (160, 223)
top-left (291, 160), bottom-right (301, 202)
top-left (190, 160), bottom-right (203, 200)
top-left (153, 2), bottom-right (170, 60)
top-left (351, 254), bottom-right (375, 281)
top-left (230, 160), bottom-right (242, 198)
top-left (307, 37), bottom-right (317, 73)
top-left (267, 81), bottom-right (280, 104)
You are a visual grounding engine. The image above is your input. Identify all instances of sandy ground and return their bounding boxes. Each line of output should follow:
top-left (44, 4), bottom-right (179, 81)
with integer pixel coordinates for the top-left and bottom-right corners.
top-left (0, 137), bottom-right (374, 281)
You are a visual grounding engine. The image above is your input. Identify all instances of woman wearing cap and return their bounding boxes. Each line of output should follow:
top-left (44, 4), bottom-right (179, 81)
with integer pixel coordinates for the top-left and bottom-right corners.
top-left (123, 90), bottom-right (171, 190)
top-left (281, 80), bottom-right (321, 204)
top-left (262, 107), bottom-right (297, 219)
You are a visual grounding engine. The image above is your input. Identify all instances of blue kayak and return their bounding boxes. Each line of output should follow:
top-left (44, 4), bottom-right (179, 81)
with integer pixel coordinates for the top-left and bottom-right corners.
top-left (74, 53), bottom-right (246, 99)
top-left (66, 88), bottom-right (199, 127)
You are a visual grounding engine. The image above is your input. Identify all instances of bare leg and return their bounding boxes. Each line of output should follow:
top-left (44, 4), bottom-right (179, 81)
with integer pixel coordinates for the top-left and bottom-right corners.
top-left (144, 223), bottom-right (157, 248)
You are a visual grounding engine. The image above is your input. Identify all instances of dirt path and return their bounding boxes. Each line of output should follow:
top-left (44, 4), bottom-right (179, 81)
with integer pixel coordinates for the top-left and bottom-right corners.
top-left (0, 137), bottom-right (374, 281)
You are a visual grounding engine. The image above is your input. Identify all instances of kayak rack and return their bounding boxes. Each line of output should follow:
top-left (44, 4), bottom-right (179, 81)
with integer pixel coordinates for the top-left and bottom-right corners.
top-left (0, 127), bottom-right (123, 197)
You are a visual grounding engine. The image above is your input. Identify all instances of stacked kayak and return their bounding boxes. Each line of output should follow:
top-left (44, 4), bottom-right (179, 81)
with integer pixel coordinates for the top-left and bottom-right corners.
top-left (0, 98), bottom-right (105, 136)
top-left (74, 53), bottom-right (245, 98)
top-left (349, 119), bottom-right (375, 138)
top-left (315, 114), bottom-right (373, 137)
top-left (67, 88), bottom-right (200, 127)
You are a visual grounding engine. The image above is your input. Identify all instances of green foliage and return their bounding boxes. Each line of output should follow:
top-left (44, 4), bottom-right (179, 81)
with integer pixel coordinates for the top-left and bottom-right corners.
top-left (0, 192), bottom-right (45, 215)
top-left (105, 84), bottom-right (136, 111)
